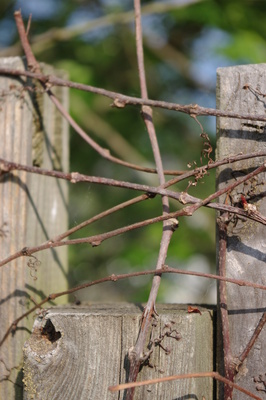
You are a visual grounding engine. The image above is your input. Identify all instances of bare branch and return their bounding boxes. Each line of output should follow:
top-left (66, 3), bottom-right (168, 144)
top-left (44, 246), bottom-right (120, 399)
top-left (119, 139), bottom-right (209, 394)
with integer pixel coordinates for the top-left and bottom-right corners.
top-left (2, 67), bottom-right (266, 122)
top-left (1, 266), bottom-right (264, 348)
top-left (1, 158), bottom-right (265, 270)
top-left (217, 214), bottom-right (234, 399)
top-left (125, 1), bottom-right (174, 396)
top-left (109, 371), bottom-right (262, 400)
top-left (13, 11), bottom-right (164, 175)
top-left (238, 311), bottom-right (266, 365)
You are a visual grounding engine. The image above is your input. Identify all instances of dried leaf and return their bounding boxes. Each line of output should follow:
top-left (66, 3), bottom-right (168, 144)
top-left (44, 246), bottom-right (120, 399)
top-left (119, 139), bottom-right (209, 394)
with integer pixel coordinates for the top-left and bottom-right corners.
top-left (187, 306), bottom-right (202, 315)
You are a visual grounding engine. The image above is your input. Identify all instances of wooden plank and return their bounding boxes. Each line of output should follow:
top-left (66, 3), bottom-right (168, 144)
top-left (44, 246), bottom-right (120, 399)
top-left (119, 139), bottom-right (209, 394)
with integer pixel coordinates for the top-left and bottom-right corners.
top-left (0, 57), bottom-right (69, 399)
top-left (216, 64), bottom-right (266, 398)
top-left (23, 303), bottom-right (214, 400)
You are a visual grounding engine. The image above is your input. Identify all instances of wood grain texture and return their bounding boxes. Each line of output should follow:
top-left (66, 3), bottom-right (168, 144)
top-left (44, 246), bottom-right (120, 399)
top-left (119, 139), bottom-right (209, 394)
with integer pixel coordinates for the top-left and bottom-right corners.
top-left (23, 303), bottom-right (214, 400)
top-left (0, 57), bottom-right (69, 399)
top-left (216, 64), bottom-right (266, 399)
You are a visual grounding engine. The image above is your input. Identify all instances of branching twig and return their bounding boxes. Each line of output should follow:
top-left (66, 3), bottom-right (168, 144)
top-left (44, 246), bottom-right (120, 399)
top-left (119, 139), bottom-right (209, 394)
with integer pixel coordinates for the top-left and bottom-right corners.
top-left (125, 2), bottom-right (174, 397)
top-left (1, 158), bottom-right (265, 269)
top-left (2, 150), bottom-right (266, 192)
top-left (1, 266), bottom-right (265, 348)
top-left (13, 11), bottom-right (165, 175)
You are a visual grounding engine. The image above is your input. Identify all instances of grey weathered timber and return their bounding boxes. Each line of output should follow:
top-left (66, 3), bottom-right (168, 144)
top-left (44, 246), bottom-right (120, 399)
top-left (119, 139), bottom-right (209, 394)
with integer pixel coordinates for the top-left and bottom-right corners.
top-left (216, 64), bottom-right (266, 398)
top-left (23, 303), bottom-right (214, 400)
top-left (0, 57), bottom-right (69, 399)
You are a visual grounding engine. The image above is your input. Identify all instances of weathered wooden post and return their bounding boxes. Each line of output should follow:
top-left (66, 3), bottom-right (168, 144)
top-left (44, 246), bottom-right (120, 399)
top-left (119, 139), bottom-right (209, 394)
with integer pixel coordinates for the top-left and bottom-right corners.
top-left (23, 303), bottom-right (214, 400)
top-left (0, 57), bottom-right (69, 399)
top-left (216, 64), bottom-right (266, 398)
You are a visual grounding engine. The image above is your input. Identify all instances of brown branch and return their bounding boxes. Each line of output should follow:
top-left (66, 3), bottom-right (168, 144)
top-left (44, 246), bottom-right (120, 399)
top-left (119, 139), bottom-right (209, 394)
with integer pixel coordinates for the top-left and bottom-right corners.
top-left (1, 266), bottom-right (264, 348)
top-left (14, 11), bottom-right (39, 72)
top-left (165, 150), bottom-right (266, 187)
top-left (0, 206), bottom-right (189, 269)
top-left (182, 162), bottom-right (266, 213)
top-left (238, 311), bottom-right (266, 364)
top-left (2, 67), bottom-right (266, 122)
top-left (0, 157), bottom-right (189, 202)
top-left (53, 194), bottom-right (149, 242)
top-left (125, 2), bottom-right (174, 397)
top-left (1, 196), bottom-right (264, 270)
top-left (217, 214), bottom-right (234, 400)
top-left (108, 371), bottom-right (262, 400)
top-left (2, 156), bottom-right (266, 224)
top-left (23, 150), bottom-right (266, 242)
top-left (46, 90), bottom-right (162, 174)
top-left (13, 11), bottom-right (165, 176)
top-left (2, 151), bottom-right (266, 197)
top-left (1, 158), bottom-right (265, 269)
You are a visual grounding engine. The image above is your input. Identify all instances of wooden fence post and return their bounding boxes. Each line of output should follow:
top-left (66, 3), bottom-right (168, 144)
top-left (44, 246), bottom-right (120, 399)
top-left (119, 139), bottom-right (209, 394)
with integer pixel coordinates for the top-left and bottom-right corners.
top-left (0, 57), bottom-right (69, 399)
top-left (23, 303), bottom-right (214, 400)
top-left (216, 64), bottom-right (266, 398)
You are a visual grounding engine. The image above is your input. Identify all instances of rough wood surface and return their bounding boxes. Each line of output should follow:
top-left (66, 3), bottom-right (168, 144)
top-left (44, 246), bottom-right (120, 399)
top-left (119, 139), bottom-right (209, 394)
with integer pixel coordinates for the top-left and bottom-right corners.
top-left (216, 64), bottom-right (266, 399)
top-left (23, 303), bottom-right (214, 400)
top-left (0, 57), bottom-right (69, 399)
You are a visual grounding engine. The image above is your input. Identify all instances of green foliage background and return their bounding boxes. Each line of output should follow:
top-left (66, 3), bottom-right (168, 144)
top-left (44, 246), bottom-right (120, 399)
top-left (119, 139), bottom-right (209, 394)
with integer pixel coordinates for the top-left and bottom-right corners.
top-left (1, 0), bottom-right (265, 304)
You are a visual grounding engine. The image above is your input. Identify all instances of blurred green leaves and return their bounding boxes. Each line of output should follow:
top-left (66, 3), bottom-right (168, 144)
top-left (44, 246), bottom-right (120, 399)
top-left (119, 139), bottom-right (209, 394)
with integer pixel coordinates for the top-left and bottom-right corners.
top-left (217, 30), bottom-right (266, 63)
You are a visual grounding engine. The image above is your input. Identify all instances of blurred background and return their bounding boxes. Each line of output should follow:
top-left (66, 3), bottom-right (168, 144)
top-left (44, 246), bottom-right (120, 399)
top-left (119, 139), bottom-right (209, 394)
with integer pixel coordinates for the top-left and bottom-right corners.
top-left (0, 0), bottom-right (265, 305)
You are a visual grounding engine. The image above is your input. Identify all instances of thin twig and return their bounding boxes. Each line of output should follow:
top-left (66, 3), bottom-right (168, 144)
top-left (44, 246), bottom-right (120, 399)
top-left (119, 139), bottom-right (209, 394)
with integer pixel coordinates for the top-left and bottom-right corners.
top-left (25, 14), bottom-right (32, 37)
top-left (0, 157), bottom-right (194, 202)
top-left (2, 67), bottom-right (266, 122)
top-left (238, 311), bottom-right (266, 364)
top-left (125, 2), bottom-right (174, 397)
top-left (1, 197), bottom-right (264, 270)
top-left (4, 149), bottom-right (263, 243)
top-left (2, 155), bottom-right (266, 225)
top-left (13, 11), bottom-right (164, 175)
top-left (217, 214), bottom-right (234, 400)
top-left (53, 194), bottom-right (149, 242)
top-left (2, 150), bottom-right (266, 192)
top-left (108, 371), bottom-right (262, 400)
top-left (1, 266), bottom-right (264, 348)
top-left (166, 150), bottom-right (266, 187)
top-left (1, 158), bottom-right (265, 269)
top-left (182, 162), bottom-right (266, 213)
top-left (14, 11), bottom-right (37, 71)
